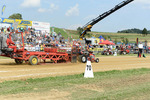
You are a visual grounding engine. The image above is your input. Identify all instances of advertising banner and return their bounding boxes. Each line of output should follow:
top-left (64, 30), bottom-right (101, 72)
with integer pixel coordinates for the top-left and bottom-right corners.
top-left (0, 18), bottom-right (15, 24)
top-left (0, 18), bottom-right (32, 26)
top-left (0, 23), bottom-right (11, 28)
top-left (32, 21), bottom-right (50, 33)
top-left (15, 19), bottom-right (32, 26)
top-left (0, 17), bottom-right (50, 33)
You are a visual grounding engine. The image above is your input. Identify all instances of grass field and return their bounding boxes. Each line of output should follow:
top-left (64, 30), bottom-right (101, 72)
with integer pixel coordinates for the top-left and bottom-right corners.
top-left (50, 27), bottom-right (69, 38)
top-left (0, 68), bottom-right (150, 100)
top-left (52, 27), bottom-right (150, 43)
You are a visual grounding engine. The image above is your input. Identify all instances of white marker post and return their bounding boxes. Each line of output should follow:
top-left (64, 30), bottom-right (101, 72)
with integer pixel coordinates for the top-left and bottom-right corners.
top-left (84, 60), bottom-right (94, 78)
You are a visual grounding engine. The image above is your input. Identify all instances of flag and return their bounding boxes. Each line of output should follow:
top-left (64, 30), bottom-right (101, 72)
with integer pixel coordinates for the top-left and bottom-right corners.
top-left (2, 5), bottom-right (6, 15)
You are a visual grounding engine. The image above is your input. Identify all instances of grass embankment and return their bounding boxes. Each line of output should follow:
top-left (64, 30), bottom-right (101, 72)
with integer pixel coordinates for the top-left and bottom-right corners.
top-left (61, 28), bottom-right (150, 42)
top-left (1, 68), bottom-right (150, 99)
top-left (50, 27), bottom-right (69, 39)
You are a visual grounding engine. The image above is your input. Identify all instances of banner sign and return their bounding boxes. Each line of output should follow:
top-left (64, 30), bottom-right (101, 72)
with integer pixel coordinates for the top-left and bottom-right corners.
top-left (0, 18), bottom-right (32, 26)
top-left (0, 18), bottom-right (15, 24)
top-left (0, 17), bottom-right (50, 33)
top-left (32, 21), bottom-right (50, 33)
top-left (15, 19), bottom-right (32, 26)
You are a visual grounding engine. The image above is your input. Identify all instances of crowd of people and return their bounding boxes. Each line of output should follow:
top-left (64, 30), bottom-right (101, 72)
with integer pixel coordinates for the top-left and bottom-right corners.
top-left (0, 26), bottom-right (72, 51)
top-left (0, 26), bottom-right (150, 54)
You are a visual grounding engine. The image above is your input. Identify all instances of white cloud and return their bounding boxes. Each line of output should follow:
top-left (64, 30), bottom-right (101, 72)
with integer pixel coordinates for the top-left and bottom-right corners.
top-left (68, 24), bottom-right (82, 30)
top-left (49, 3), bottom-right (59, 12)
top-left (38, 8), bottom-right (47, 13)
top-left (38, 3), bottom-right (59, 13)
top-left (65, 4), bottom-right (79, 16)
top-left (21, 0), bottom-right (41, 7)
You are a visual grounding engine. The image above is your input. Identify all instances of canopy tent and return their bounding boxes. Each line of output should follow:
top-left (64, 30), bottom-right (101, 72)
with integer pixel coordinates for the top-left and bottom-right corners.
top-left (99, 40), bottom-right (115, 45)
top-left (98, 35), bottom-right (105, 43)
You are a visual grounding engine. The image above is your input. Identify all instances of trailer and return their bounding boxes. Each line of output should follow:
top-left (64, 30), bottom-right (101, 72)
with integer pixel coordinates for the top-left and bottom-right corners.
top-left (0, 32), bottom-right (72, 65)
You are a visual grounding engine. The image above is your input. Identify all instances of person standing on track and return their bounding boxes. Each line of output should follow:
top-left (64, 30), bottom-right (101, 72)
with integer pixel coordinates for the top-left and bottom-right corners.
top-left (138, 42), bottom-right (143, 58)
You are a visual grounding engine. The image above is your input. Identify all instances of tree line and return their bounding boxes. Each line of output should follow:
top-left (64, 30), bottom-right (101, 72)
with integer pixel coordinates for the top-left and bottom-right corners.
top-left (118, 28), bottom-right (150, 36)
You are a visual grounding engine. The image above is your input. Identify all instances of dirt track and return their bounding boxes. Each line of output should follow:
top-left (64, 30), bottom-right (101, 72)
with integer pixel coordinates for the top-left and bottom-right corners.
top-left (0, 56), bottom-right (150, 82)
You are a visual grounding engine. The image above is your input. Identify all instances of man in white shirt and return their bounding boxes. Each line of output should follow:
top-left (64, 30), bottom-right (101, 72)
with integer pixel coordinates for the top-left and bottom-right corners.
top-left (138, 42), bottom-right (143, 57)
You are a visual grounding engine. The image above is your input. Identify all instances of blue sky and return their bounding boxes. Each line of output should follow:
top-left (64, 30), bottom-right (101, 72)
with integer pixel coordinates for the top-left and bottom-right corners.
top-left (0, 0), bottom-right (150, 32)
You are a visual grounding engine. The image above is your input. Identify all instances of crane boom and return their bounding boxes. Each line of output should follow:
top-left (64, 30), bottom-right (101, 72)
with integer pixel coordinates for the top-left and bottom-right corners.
top-left (80, 0), bottom-right (134, 39)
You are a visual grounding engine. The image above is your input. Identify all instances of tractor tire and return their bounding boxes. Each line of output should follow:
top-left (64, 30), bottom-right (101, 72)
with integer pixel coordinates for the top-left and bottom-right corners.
top-left (81, 55), bottom-right (87, 63)
top-left (95, 58), bottom-right (99, 63)
top-left (29, 56), bottom-right (38, 65)
top-left (15, 59), bottom-right (23, 64)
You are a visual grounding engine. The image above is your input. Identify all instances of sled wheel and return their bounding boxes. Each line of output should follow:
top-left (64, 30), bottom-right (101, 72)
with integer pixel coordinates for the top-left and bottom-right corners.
top-left (15, 59), bottom-right (23, 64)
top-left (29, 56), bottom-right (38, 65)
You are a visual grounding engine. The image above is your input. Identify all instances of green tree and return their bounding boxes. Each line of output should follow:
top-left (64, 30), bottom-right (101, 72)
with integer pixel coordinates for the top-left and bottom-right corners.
top-left (77, 27), bottom-right (83, 35)
top-left (142, 28), bottom-right (148, 36)
top-left (87, 33), bottom-right (92, 38)
top-left (118, 28), bottom-right (142, 34)
top-left (109, 37), bottom-right (112, 41)
top-left (122, 39), bottom-right (125, 44)
top-left (121, 37), bottom-right (125, 44)
top-left (9, 13), bottom-right (23, 19)
top-left (125, 38), bottom-right (129, 45)
top-left (103, 36), bottom-right (108, 40)
top-left (114, 39), bottom-right (118, 44)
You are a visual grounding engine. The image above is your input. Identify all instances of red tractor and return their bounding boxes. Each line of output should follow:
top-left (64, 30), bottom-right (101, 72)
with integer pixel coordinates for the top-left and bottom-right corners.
top-left (71, 41), bottom-right (99, 63)
top-left (77, 50), bottom-right (99, 63)
top-left (101, 48), bottom-right (113, 56)
top-left (118, 46), bottom-right (130, 55)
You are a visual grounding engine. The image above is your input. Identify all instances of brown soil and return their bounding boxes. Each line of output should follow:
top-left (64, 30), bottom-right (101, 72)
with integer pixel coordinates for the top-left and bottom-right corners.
top-left (0, 56), bottom-right (150, 82)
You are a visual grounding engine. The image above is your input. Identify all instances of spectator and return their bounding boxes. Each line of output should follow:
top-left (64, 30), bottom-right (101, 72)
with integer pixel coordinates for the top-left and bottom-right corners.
top-left (138, 42), bottom-right (143, 58)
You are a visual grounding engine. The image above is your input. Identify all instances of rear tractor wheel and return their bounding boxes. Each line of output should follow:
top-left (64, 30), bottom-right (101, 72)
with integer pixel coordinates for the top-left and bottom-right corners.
top-left (81, 55), bottom-right (87, 63)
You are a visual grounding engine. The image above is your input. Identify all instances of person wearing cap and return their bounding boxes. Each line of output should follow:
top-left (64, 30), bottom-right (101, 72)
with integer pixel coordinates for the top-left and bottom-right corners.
top-left (138, 42), bottom-right (143, 58)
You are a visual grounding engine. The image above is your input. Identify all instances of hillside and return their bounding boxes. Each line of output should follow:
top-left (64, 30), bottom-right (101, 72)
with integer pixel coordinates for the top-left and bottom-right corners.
top-left (51, 27), bottom-right (150, 43)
